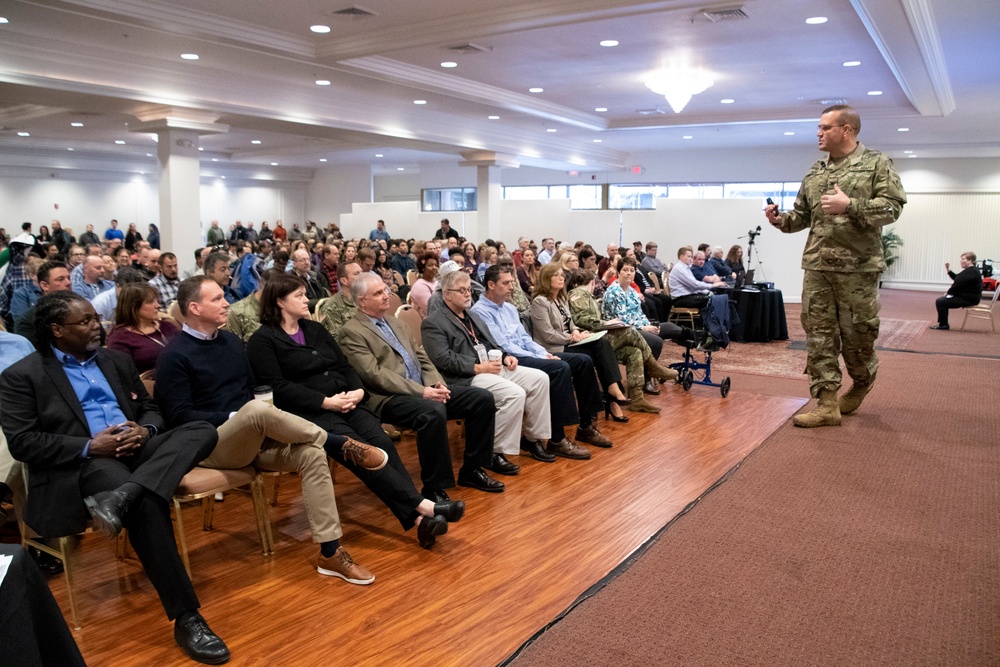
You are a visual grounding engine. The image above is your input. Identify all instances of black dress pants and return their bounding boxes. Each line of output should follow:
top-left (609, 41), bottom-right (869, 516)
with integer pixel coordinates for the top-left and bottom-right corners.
top-left (381, 384), bottom-right (496, 485)
top-left (566, 337), bottom-right (622, 394)
top-left (935, 294), bottom-right (978, 326)
top-left (311, 405), bottom-right (426, 530)
top-left (516, 356), bottom-right (582, 434)
top-left (78, 421), bottom-right (217, 620)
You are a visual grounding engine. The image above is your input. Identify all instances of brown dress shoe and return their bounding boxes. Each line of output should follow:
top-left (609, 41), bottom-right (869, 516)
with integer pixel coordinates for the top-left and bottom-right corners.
top-left (547, 438), bottom-right (592, 460)
top-left (576, 424), bottom-right (612, 448)
top-left (341, 438), bottom-right (389, 471)
top-left (317, 547), bottom-right (375, 584)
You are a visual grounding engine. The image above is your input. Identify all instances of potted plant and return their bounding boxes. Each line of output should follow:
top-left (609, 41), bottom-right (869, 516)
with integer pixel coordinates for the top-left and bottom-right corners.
top-left (881, 228), bottom-right (903, 269)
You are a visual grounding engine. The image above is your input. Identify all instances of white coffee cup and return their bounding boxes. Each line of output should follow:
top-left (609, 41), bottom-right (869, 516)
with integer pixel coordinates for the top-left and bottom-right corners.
top-left (487, 350), bottom-right (502, 362)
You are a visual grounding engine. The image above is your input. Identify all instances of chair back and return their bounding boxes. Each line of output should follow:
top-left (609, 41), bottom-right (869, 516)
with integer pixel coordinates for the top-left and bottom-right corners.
top-left (395, 304), bottom-right (423, 346)
top-left (406, 269), bottom-right (418, 286)
top-left (388, 291), bottom-right (403, 314)
top-left (167, 300), bottom-right (185, 326)
top-left (648, 272), bottom-right (662, 292)
top-left (139, 370), bottom-right (156, 398)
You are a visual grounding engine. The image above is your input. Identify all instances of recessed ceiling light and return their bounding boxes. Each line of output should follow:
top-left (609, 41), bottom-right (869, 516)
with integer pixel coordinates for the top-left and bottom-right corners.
top-left (375, 153), bottom-right (383, 157)
top-left (16, 132), bottom-right (29, 137)
top-left (310, 25), bottom-right (330, 33)
top-left (594, 107), bottom-right (608, 113)
top-left (413, 100), bottom-right (427, 105)
top-left (270, 162), bottom-right (278, 166)
top-left (867, 90), bottom-right (883, 96)
top-left (315, 79), bottom-right (331, 86)
top-left (211, 158), bottom-right (218, 161)
top-left (805, 17), bottom-right (827, 24)
top-left (146, 153), bottom-right (153, 157)
top-left (0, 17), bottom-right (9, 24)
top-left (440, 61), bottom-right (457, 68)
top-left (843, 61), bottom-right (861, 67)
top-left (251, 139), bottom-right (262, 144)
top-left (221, 175), bottom-right (226, 179)
top-left (903, 150), bottom-right (913, 154)
top-left (70, 122), bottom-right (84, 127)
top-left (682, 135), bottom-right (693, 139)
top-left (897, 127), bottom-right (909, 132)
top-left (319, 158), bottom-right (327, 162)
top-left (784, 131), bottom-right (795, 136)
top-left (907, 154), bottom-right (917, 158)
top-left (720, 99), bottom-right (735, 104)
top-left (599, 40), bottom-right (619, 47)
top-left (546, 128), bottom-right (557, 133)
top-left (593, 139), bottom-right (602, 143)
top-left (67, 147), bottom-right (74, 151)
top-left (181, 53), bottom-right (199, 60)
top-left (115, 140), bottom-right (126, 144)
top-left (397, 167), bottom-right (405, 171)
top-left (487, 115), bottom-right (500, 120)
top-left (198, 147), bottom-right (204, 151)
top-left (528, 87), bottom-right (544, 93)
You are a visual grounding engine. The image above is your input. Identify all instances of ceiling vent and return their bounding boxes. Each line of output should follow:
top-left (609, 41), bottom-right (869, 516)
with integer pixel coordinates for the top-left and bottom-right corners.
top-left (819, 98), bottom-right (848, 106)
top-left (448, 43), bottom-right (493, 54)
top-left (331, 6), bottom-right (377, 18)
top-left (699, 5), bottom-right (748, 22)
top-left (636, 107), bottom-right (668, 116)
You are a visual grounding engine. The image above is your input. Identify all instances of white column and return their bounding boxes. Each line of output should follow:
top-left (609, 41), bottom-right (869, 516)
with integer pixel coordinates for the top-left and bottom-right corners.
top-left (476, 165), bottom-right (503, 242)
top-left (156, 129), bottom-right (202, 274)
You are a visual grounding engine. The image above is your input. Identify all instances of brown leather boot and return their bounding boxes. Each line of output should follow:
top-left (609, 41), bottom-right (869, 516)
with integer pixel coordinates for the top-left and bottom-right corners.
top-left (644, 357), bottom-right (679, 382)
top-left (793, 388), bottom-right (842, 428)
top-left (627, 386), bottom-right (661, 414)
top-left (839, 376), bottom-right (876, 415)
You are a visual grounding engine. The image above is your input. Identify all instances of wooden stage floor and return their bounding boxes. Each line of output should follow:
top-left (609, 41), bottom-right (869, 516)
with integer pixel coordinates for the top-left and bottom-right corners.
top-left (43, 383), bottom-right (806, 666)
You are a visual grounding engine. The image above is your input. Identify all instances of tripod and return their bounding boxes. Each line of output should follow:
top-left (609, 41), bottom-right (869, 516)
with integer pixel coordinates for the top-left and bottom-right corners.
top-left (743, 228), bottom-right (766, 282)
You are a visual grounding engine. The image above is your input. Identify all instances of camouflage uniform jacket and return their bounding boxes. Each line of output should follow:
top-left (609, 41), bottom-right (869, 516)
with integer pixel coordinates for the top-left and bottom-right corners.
top-left (318, 293), bottom-right (356, 338)
top-left (777, 142), bottom-right (906, 273)
top-left (226, 293), bottom-right (261, 342)
top-left (508, 281), bottom-right (530, 315)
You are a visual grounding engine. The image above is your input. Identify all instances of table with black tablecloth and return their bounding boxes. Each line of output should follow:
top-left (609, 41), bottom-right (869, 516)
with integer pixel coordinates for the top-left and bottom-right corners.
top-left (729, 288), bottom-right (789, 343)
top-left (0, 544), bottom-right (85, 667)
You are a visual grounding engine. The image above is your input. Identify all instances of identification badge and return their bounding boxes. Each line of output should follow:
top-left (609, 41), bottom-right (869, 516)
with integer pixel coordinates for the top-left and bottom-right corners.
top-left (473, 343), bottom-right (488, 363)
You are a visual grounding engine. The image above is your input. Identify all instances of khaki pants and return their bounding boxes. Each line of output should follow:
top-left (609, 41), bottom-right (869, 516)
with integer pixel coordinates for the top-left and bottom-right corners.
top-left (206, 401), bottom-right (342, 544)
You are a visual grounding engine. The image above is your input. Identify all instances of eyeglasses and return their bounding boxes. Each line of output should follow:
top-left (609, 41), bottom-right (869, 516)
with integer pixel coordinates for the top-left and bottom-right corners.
top-left (445, 287), bottom-right (472, 295)
top-left (368, 287), bottom-right (391, 297)
top-left (62, 315), bottom-right (99, 327)
top-left (818, 124), bottom-right (847, 133)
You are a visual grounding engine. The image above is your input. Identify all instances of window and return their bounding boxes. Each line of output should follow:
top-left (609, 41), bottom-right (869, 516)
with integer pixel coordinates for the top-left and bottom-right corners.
top-left (422, 187), bottom-right (477, 212)
top-left (608, 184), bottom-right (667, 209)
top-left (668, 184), bottom-right (724, 199)
top-left (502, 185), bottom-right (602, 209)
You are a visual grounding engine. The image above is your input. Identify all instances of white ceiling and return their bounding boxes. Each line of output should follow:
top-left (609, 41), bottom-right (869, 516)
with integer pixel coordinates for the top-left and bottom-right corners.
top-left (0, 0), bottom-right (997, 178)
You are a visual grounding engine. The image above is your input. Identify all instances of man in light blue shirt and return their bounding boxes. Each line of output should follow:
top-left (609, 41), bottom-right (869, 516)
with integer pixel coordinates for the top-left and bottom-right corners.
top-left (369, 219), bottom-right (391, 243)
top-left (537, 238), bottom-right (556, 265)
top-left (71, 256), bottom-right (114, 301)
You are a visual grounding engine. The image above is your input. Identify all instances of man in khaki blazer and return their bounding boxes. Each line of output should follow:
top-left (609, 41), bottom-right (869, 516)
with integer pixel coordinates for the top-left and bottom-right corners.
top-left (337, 273), bottom-right (507, 499)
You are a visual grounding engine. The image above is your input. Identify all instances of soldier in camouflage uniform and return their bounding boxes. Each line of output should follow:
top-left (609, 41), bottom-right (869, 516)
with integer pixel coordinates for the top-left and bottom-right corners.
top-left (567, 272), bottom-right (675, 413)
top-left (315, 261), bottom-right (362, 338)
top-left (225, 268), bottom-right (279, 342)
top-left (767, 104), bottom-right (906, 427)
top-left (498, 254), bottom-right (530, 315)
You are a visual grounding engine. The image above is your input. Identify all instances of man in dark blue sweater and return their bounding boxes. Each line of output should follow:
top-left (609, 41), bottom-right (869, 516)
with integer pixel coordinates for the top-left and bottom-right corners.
top-left (155, 277), bottom-right (388, 583)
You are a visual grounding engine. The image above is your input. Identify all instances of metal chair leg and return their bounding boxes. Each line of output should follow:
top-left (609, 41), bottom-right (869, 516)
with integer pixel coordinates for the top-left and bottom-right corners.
top-left (172, 498), bottom-right (192, 579)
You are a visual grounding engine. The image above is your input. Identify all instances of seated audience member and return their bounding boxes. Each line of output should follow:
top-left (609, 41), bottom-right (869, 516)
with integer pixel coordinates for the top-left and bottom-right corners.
top-left (389, 239), bottom-right (415, 277)
top-left (460, 241), bottom-right (479, 275)
top-left (356, 248), bottom-right (376, 274)
top-left (0, 292), bottom-right (229, 664)
top-left (529, 264), bottom-right (631, 421)
top-left (92, 266), bottom-right (147, 325)
top-left (9, 257), bottom-right (44, 323)
top-left (568, 270), bottom-right (674, 413)
top-left (71, 255), bottom-right (114, 301)
top-left (337, 272), bottom-right (506, 490)
top-left (516, 247), bottom-right (539, 294)
top-left (246, 274), bottom-right (464, 547)
top-left (315, 244), bottom-right (340, 294)
top-left (156, 276), bottom-right (387, 578)
top-left (724, 245), bottom-right (746, 283)
top-left (931, 252), bottom-right (983, 330)
top-left (709, 247), bottom-right (731, 278)
top-left (316, 261), bottom-right (363, 337)
top-left (668, 247), bottom-right (731, 350)
top-left (203, 251), bottom-right (239, 304)
top-left (469, 267), bottom-right (604, 457)
top-left (498, 254), bottom-right (530, 315)
top-left (554, 250), bottom-right (580, 283)
top-left (422, 270), bottom-right (557, 464)
top-left (640, 242), bottom-right (667, 276)
top-left (13, 262), bottom-right (73, 348)
top-left (537, 238), bottom-right (556, 265)
top-left (107, 284), bottom-right (179, 374)
top-left (226, 268), bottom-right (279, 343)
top-left (409, 252), bottom-right (439, 319)
top-left (629, 254), bottom-right (671, 322)
top-left (148, 252), bottom-right (180, 311)
top-left (690, 251), bottom-right (723, 284)
top-left (477, 246), bottom-right (498, 282)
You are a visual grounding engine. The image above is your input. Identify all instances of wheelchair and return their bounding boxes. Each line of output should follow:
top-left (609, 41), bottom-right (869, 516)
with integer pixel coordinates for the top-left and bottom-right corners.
top-left (666, 306), bottom-right (732, 398)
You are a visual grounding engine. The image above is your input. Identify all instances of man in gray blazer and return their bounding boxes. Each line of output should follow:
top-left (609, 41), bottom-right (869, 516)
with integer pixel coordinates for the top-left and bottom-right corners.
top-left (338, 273), bottom-right (504, 493)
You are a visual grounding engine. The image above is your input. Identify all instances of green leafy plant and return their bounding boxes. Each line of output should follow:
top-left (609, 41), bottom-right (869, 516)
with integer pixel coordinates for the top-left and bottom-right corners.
top-left (881, 229), bottom-right (903, 268)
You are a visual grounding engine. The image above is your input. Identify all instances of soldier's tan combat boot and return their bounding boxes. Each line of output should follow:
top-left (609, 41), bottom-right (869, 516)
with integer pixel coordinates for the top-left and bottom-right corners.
top-left (627, 386), bottom-right (661, 414)
top-left (792, 388), bottom-right (841, 428)
top-left (839, 376), bottom-right (875, 415)
top-left (645, 357), bottom-right (679, 382)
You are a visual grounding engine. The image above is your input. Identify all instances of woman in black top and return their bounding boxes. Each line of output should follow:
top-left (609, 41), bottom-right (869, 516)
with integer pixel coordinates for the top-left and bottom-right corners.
top-left (247, 273), bottom-right (463, 548)
top-left (124, 222), bottom-right (142, 251)
top-left (931, 251), bottom-right (982, 330)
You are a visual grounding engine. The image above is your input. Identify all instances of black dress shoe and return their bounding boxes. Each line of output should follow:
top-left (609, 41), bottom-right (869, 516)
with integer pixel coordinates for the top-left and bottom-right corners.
top-left (84, 489), bottom-right (130, 537)
top-left (520, 438), bottom-right (557, 463)
top-left (433, 499), bottom-right (466, 523)
top-left (929, 324), bottom-right (950, 330)
top-left (485, 453), bottom-right (521, 476)
top-left (422, 489), bottom-right (450, 504)
top-left (417, 514), bottom-right (449, 549)
top-left (457, 468), bottom-right (505, 493)
top-left (174, 612), bottom-right (231, 665)
top-left (28, 546), bottom-right (65, 575)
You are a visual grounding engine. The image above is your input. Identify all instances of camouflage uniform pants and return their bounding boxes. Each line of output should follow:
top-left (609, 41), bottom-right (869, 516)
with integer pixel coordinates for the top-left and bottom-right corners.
top-left (608, 326), bottom-right (654, 391)
top-left (801, 270), bottom-right (880, 397)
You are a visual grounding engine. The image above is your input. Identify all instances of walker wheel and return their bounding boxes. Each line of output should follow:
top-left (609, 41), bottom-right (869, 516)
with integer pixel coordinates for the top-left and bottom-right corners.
top-left (673, 369), bottom-right (684, 384)
top-left (682, 371), bottom-right (694, 392)
top-left (720, 377), bottom-right (731, 398)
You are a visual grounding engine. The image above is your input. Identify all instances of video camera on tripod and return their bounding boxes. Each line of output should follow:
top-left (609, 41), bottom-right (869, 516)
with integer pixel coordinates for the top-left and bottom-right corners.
top-left (747, 225), bottom-right (762, 239)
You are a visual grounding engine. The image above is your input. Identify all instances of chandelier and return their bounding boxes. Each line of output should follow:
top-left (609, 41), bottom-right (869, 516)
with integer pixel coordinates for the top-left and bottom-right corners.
top-left (644, 67), bottom-right (715, 113)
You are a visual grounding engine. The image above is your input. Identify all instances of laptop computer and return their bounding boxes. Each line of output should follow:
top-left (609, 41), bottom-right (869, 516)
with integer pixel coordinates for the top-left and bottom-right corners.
top-left (735, 269), bottom-right (754, 290)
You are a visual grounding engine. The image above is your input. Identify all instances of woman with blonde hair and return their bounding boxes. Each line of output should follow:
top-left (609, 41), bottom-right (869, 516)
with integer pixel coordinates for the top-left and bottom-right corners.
top-left (530, 263), bottom-right (630, 421)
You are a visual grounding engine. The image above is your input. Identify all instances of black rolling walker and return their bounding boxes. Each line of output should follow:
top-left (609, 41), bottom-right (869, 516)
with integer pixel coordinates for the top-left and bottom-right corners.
top-left (666, 309), bottom-right (732, 398)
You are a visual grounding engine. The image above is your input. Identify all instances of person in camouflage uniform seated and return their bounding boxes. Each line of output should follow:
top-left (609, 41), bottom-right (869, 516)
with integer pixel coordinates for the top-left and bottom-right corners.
top-left (567, 270), bottom-right (676, 414)
top-left (316, 261), bottom-right (363, 338)
top-left (766, 104), bottom-right (906, 428)
top-left (498, 254), bottom-right (530, 315)
top-left (226, 268), bottom-right (281, 342)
